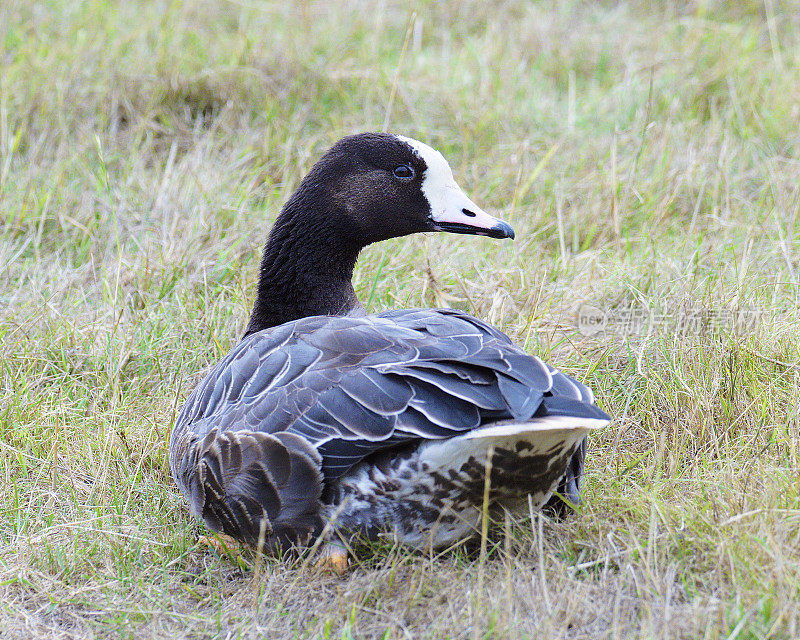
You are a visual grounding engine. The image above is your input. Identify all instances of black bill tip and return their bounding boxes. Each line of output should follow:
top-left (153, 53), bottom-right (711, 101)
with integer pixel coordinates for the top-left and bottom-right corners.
top-left (488, 219), bottom-right (515, 239)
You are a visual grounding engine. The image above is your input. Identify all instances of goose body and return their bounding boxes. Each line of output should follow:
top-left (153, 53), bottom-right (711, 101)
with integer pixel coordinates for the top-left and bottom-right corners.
top-left (170, 133), bottom-right (610, 552)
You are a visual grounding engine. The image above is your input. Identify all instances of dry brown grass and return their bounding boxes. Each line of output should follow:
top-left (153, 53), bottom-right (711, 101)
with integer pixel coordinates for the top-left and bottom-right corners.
top-left (1, 0), bottom-right (799, 638)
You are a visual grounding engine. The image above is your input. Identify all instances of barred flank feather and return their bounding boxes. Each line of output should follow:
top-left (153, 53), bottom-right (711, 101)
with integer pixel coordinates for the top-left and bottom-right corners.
top-left (183, 429), bottom-right (323, 549)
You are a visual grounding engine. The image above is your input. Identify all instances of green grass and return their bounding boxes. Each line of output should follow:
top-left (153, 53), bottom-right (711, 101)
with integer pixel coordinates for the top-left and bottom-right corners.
top-left (1, 0), bottom-right (799, 637)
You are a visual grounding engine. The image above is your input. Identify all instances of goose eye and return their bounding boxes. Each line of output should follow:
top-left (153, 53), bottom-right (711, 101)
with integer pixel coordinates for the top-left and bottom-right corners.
top-left (392, 164), bottom-right (415, 181)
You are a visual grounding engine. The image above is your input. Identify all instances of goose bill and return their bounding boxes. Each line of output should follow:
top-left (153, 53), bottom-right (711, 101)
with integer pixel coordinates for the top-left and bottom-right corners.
top-left (435, 218), bottom-right (515, 239)
top-left (429, 189), bottom-right (515, 240)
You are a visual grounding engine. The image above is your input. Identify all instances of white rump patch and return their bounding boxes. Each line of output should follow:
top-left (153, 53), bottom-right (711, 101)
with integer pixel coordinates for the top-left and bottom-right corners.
top-left (463, 415), bottom-right (610, 439)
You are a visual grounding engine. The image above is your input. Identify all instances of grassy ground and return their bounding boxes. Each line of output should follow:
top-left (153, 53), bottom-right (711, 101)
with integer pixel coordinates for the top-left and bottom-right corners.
top-left (1, 0), bottom-right (799, 637)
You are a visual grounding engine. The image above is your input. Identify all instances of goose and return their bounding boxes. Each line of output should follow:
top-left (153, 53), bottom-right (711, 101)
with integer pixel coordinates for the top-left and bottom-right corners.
top-left (170, 133), bottom-right (610, 566)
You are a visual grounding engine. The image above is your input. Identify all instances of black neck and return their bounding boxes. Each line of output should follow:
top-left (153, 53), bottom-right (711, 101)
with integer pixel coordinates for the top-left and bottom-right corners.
top-left (244, 188), bottom-right (362, 337)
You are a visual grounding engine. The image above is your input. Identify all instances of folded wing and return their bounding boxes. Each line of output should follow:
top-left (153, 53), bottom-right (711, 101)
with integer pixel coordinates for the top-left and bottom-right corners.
top-left (174, 308), bottom-right (606, 482)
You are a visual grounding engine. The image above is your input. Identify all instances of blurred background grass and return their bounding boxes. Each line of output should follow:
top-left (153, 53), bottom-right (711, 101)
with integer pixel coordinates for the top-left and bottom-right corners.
top-left (1, 1), bottom-right (799, 638)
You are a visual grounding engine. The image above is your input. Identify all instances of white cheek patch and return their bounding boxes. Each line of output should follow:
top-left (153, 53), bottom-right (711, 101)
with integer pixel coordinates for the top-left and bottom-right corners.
top-left (396, 135), bottom-right (512, 236)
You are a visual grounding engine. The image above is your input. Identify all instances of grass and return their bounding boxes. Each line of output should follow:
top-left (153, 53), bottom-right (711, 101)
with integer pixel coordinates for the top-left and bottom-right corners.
top-left (1, 0), bottom-right (799, 637)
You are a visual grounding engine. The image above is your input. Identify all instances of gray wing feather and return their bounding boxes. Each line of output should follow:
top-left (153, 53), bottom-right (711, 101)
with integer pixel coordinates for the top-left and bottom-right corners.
top-left (338, 369), bottom-right (414, 415)
top-left (172, 308), bottom-right (608, 492)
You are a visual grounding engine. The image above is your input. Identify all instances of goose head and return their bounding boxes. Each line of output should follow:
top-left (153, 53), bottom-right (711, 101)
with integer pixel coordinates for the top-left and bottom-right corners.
top-left (313, 133), bottom-right (514, 243)
top-left (247, 133), bottom-right (514, 335)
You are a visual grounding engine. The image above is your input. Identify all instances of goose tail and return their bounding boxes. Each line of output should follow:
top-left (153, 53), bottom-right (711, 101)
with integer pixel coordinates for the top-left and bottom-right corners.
top-left (419, 411), bottom-right (609, 511)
